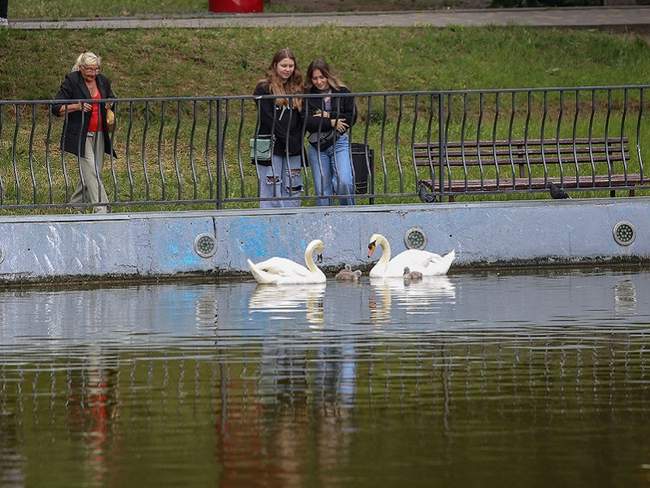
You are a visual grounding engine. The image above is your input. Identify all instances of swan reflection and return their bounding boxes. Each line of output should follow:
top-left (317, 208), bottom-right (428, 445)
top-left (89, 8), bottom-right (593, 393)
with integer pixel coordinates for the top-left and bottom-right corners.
top-left (249, 284), bottom-right (326, 325)
top-left (369, 276), bottom-right (456, 323)
top-left (614, 279), bottom-right (637, 314)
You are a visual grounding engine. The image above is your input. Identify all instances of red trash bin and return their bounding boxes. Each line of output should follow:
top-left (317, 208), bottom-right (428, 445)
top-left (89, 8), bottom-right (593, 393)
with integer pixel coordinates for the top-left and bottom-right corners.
top-left (209, 0), bottom-right (263, 12)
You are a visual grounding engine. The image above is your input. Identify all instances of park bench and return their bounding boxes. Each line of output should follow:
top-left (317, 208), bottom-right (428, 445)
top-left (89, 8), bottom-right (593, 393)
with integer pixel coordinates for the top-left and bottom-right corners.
top-left (414, 137), bottom-right (641, 201)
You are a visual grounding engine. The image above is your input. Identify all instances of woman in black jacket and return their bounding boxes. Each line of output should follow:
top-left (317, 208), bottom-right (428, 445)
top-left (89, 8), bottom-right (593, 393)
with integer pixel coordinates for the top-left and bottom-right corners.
top-left (52, 52), bottom-right (115, 213)
top-left (252, 48), bottom-right (307, 208)
top-left (304, 59), bottom-right (355, 206)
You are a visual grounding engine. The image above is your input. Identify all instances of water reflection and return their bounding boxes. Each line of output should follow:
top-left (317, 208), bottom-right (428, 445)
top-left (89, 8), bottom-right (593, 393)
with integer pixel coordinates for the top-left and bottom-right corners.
top-left (0, 408), bottom-right (25, 487)
top-left (369, 276), bottom-right (456, 323)
top-left (0, 270), bottom-right (650, 487)
top-left (248, 283), bottom-right (326, 326)
top-left (70, 349), bottom-right (117, 486)
top-left (215, 347), bottom-right (355, 488)
top-left (614, 279), bottom-right (637, 314)
top-left (2, 272), bottom-right (649, 347)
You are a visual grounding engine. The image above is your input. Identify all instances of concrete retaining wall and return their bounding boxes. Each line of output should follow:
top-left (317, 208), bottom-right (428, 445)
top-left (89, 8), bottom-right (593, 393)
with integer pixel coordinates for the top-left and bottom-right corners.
top-left (0, 198), bottom-right (648, 284)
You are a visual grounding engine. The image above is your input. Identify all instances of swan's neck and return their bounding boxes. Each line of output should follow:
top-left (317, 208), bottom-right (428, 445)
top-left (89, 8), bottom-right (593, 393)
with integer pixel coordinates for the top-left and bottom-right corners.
top-left (377, 236), bottom-right (391, 265)
top-left (304, 244), bottom-right (318, 272)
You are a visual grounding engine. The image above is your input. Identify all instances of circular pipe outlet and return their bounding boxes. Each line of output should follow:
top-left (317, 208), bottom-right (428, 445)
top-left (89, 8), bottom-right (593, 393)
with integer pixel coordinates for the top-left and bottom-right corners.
top-left (404, 227), bottom-right (427, 250)
top-left (194, 233), bottom-right (217, 258)
top-left (612, 221), bottom-right (635, 246)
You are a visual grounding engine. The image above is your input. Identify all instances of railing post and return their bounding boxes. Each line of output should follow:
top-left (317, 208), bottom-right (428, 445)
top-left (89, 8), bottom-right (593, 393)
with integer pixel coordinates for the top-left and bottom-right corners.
top-left (438, 92), bottom-right (445, 201)
top-left (215, 98), bottom-right (223, 210)
top-left (637, 88), bottom-right (645, 183)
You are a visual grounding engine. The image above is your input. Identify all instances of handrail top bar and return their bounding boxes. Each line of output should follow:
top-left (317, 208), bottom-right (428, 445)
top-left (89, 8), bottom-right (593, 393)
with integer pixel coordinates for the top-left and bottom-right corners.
top-left (2, 84), bottom-right (649, 105)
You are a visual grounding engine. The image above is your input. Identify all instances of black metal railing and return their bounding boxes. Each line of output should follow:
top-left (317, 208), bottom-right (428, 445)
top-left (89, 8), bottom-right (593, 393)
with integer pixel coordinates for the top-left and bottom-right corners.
top-left (0, 85), bottom-right (648, 212)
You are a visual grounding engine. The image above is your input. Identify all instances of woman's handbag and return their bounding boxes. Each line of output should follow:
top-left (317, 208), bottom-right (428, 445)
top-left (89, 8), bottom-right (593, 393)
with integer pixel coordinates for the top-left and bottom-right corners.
top-left (250, 135), bottom-right (274, 165)
top-left (105, 107), bottom-right (115, 131)
top-left (308, 129), bottom-right (337, 151)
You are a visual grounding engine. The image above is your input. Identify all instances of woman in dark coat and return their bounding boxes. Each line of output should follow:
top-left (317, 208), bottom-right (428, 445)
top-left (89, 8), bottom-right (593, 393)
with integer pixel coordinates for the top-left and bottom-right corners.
top-left (52, 52), bottom-right (115, 213)
top-left (304, 59), bottom-right (356, 206)
top-left (252, 48), bottom-right (307, 209)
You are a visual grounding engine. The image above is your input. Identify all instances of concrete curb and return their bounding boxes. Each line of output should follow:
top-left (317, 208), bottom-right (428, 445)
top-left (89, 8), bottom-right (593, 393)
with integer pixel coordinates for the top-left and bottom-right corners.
top-left (0, 198), bottom-right (648, 284)
top-left (6, 6), bottom-right (650, 29)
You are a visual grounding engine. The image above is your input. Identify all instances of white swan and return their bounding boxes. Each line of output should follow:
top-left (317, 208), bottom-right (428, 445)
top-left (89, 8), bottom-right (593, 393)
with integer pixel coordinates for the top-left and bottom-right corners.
top-left (247, 239), bottom-right (326, 285)
top-left (367, 233), bottom-right (455, 278)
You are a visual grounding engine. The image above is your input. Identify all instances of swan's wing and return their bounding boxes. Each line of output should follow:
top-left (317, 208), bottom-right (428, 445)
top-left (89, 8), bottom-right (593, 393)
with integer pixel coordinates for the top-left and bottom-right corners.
top-left (254, 257), bottom-right (310, 277)
top-left (384, 249), bottom-right (438, 276)
top-left (422, 249), bottom-right (456, 276)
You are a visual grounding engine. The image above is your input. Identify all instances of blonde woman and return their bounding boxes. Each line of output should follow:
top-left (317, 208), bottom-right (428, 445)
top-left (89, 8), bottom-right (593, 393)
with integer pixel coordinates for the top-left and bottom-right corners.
top-left (252, 48), bottom-right (306, 208)
top-left (52, 52), bottom-right (115, 213)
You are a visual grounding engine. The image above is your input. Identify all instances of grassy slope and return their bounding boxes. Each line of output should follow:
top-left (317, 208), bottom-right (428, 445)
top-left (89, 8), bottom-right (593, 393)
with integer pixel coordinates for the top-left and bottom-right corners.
top-left (1, 27), bottom-right (649, 209)
top-left (1, 27), bottom-right (649, 100)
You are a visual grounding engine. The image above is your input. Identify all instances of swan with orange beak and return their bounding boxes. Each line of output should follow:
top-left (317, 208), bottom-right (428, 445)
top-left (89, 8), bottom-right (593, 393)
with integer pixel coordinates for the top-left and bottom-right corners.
top-left (367, 233), bottom-right (455, 278)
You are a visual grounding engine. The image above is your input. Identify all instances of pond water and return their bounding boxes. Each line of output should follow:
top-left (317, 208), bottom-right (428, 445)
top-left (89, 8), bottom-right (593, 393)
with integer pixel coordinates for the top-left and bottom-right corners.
top-left (0, 269), bottom-right (649, 487)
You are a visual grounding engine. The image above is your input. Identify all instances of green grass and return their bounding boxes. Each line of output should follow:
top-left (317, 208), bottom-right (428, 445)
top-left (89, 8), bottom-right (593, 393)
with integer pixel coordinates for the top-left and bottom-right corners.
top-left (1, 27), bottom-right (649, 100)
top-left (1, 26), bottom-right (650, 212)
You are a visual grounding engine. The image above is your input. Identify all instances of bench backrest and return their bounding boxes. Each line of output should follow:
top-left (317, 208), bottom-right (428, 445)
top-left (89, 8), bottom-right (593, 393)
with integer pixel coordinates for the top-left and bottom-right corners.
top-left (414, 137), bottom-right (630, 176)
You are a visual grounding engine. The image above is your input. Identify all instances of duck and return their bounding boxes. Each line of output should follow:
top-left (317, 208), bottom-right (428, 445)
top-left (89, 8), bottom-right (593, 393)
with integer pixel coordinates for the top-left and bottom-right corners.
top-left (403, 266), bottom-right (423, 285)
top-left (335, 264), bottom-right (362, 281)
top-left (367, 233), bottom-right (455, 278)
top-left (247, 239), bottom-right (326, 285)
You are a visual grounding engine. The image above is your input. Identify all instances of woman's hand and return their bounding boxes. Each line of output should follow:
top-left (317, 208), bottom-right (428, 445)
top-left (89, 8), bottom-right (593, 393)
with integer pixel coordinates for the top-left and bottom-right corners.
top-left (59, 102), bottom-right (89, 116)
top-left (331, 118), bottom-right (349, 133)
top-left (313, 110), bottom-right (330, 118)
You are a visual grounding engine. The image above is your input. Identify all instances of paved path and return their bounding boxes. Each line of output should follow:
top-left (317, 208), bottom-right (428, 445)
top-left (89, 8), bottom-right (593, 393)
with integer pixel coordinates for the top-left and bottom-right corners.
top-left (6, 6), bottom-right (650, 30)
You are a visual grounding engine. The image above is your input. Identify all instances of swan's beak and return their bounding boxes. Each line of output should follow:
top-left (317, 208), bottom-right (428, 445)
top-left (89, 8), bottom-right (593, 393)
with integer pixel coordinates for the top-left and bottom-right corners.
top-left (367, 241), bottom-right (376, 258)
top-left (316, 253), bottom-right (323, 264)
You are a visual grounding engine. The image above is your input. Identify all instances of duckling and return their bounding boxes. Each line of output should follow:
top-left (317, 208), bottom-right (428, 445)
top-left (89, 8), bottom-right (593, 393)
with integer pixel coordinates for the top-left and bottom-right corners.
top-left (335, 264), bottom-right (362, 281)
top-left (403, 266), bottom-right (423, 285)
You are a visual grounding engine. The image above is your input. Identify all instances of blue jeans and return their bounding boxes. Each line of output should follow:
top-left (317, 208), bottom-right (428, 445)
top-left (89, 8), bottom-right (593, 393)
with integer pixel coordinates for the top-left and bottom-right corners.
top-left (307, 134), bottom-right (355, 206)
top-left (256, 154), bottom-right (303, 209)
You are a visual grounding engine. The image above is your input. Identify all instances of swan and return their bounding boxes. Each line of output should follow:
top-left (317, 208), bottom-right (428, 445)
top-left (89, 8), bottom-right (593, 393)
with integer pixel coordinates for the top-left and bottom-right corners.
top-left (335, 264), bottom-right (362, 281)
top-left (247, 239), bottom-right (326, 285)
top-left (367, 233), bottom-right (455, 278)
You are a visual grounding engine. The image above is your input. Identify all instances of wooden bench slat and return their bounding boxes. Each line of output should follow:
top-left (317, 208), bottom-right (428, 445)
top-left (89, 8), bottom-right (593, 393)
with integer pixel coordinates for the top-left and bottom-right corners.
top-left (419, 174), bottom-right (642, 193)
top-left (413, 153), bottom-right (628, 162)
top-left (415, 156), bottom-right (629, 168)
top-left (414, 143), bottom-right (627, 152)
top-left (413, 143), bottom-right (628, 152)
top-left (414, 153), bottom-right (628, 162)
top-left (413, 137), bottom-right (629, 149)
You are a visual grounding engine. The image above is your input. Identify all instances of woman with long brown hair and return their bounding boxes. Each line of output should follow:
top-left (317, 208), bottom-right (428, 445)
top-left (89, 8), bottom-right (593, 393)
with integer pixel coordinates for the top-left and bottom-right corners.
top-left (252, 48), bottom-right (306, 208)
top-left (304, 58), bottom-right (356, 206)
